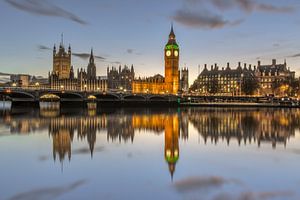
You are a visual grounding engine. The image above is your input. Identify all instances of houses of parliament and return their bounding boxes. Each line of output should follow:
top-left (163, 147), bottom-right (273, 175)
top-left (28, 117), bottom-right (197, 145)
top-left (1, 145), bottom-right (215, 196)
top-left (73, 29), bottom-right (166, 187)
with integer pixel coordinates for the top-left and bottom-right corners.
top-left (49, 40), bottom-right (107, 91)
top-left (47, 26), bottom-right (189, 94)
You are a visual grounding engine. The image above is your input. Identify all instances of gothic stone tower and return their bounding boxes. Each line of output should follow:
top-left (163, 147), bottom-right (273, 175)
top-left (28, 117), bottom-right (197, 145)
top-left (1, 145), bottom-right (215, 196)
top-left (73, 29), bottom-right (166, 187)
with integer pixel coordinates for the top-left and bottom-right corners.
top-left (165, 25), bottom-right (179, 94)
top-left (87, 48), bottom-right (96, 79)
top-left (53, 39), bottom-right (71, 79)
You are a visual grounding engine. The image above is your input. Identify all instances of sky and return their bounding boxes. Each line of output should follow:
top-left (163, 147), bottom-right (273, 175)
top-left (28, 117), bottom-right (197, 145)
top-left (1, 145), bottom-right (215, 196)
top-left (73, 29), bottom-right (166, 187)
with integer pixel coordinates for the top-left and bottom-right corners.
top-left (1, 0), bottom-right (300, 84)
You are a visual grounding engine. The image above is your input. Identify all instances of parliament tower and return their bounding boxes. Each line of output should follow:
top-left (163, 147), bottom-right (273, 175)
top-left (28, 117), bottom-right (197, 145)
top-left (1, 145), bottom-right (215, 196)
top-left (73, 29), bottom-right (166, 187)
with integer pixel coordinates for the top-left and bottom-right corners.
top-left (53, 37), bottom-right (72, 79)
top-left (165, 24), bottom-right (179, 94)
top-left (87, 49), bottom-right (96, 80)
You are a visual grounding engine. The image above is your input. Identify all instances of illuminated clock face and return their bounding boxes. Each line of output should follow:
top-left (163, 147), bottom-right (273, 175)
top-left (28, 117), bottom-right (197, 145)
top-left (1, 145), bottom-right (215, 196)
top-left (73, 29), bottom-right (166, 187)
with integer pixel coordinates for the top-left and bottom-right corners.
top-left (166, 50), bottom-right (171, 57)
top-left (174, 50), bottom-right (179, 57)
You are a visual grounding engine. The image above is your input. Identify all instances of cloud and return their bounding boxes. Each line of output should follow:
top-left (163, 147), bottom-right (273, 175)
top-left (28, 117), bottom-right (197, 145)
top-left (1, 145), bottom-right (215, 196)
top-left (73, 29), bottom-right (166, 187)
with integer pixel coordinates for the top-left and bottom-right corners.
top-left (257, 191), bottom-right (294, 199)
top-left (5, 0), bottom-right (87, 25)
top-left (37, 45), bottom-right (106, 60)
top-left (173, 176), bottom-right (242, 193)
top-left (38, 45), bottom-right (51, 51)
top-left (256, 3), bottom-right (294, 13)
top-left (127, 49), bottom-right (134, 54)
top-left (110, 61), bottom-right (121, 65)
top-left (171, 9), bottom-right (243, 29)
top-left (8, 180), bottom-right (86, 200)
top-left (73, 146), bottom-right (105, 155)
top-left (212, 190), bottom-right (294, 200)
top-left (72, 53), bottom-right (105, 60)
top-left (287, 148), bottom-right (300, 155)
top-left (184, 0), bottom-right (295, 13)
top-left (37, 155), bottom-right (49, 161)
top-left (126, 49), bottom-right (142, 55)
top-left (289, 53), bottom-right (300, 58)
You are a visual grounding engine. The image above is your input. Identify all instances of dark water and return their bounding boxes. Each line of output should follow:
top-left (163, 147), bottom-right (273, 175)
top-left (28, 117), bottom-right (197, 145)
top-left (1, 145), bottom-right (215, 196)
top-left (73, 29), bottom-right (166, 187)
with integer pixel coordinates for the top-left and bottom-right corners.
top-left (1, 105), bottom-right (300, 200)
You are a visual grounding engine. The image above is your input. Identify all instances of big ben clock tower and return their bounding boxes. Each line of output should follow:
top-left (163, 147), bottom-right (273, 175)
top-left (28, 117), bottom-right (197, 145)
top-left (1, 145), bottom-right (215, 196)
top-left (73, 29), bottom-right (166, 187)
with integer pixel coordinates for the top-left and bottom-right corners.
top-left (165, 24), bottom-right (179, 95)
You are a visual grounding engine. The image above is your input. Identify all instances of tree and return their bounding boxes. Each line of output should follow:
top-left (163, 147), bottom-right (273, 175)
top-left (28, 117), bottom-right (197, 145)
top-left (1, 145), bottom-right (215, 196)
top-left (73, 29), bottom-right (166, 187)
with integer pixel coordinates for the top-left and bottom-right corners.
top-left (241, 76), bottom-right (259, 95)
top-left (289, 78), bottom-right (300, 97)
top-left (272, 78), bottom-right (299, 97)
top-left (271, 79), bottom-right (283, 94)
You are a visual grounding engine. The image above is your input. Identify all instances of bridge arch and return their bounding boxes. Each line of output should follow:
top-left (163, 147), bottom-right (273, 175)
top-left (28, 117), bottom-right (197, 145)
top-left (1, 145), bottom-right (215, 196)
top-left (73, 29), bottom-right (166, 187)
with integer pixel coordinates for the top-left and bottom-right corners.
top-left (123, 94), bottom-right (146, 101)
top-left (39, 91), bottom-right (84, 99)
top-left (148, 95), bottom-right (168, 101)
top-left (1, 90), bottom-right (35, 99)
top-left (93, 93), bottom-right (120, 101)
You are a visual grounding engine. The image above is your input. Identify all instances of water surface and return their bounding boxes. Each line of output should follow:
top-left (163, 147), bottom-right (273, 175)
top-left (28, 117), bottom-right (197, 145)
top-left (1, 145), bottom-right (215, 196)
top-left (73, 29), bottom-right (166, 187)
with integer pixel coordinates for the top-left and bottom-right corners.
top-left (1, 106), bottom-right (300, 200)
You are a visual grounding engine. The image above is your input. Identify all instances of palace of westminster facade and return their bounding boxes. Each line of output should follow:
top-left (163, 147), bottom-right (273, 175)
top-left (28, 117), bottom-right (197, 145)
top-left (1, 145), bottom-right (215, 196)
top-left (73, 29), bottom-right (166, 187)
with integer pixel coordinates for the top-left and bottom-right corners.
top-left (48, 26), bottom-right (189, 94)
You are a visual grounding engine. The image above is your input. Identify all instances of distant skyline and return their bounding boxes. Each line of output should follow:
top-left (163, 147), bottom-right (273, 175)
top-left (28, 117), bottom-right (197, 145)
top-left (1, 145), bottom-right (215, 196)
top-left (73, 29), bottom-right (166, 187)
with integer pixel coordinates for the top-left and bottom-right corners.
top-left (1, 0), bottom-right (300, 84)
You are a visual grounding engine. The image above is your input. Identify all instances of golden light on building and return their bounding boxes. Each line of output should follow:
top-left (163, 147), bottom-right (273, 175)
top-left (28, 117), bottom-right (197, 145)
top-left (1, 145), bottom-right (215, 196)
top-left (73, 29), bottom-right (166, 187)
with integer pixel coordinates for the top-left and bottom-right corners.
top-left (132, 25), bottom-right (179, 95)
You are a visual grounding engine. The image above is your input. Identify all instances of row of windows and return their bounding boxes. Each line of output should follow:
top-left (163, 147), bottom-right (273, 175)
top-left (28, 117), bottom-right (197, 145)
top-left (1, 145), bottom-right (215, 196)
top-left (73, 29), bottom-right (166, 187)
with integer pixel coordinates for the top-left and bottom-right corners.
top-left (200, 74), bottom-right (242, 79)
top-left (199, 81), bottom-right (239, 85)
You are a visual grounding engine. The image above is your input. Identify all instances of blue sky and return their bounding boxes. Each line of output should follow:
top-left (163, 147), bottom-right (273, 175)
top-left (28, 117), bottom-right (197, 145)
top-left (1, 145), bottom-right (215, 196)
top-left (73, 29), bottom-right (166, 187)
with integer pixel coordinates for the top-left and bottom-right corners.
top-left (1, 0), bottom-right (300, 83)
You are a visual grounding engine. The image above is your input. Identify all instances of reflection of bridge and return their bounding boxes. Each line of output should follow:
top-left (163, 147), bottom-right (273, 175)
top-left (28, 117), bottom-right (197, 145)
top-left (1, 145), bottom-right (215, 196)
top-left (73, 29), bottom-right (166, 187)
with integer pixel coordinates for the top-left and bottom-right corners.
top-left (0, 87), bottom-right (179, 106)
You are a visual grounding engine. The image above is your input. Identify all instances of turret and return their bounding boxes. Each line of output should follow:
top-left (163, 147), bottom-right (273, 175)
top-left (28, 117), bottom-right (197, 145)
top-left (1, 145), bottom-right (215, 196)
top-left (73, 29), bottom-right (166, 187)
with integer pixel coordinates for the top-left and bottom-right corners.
top-left (131, 64), bottom-right (134, 73)
top-left (68, 44), bottom-right (71, 55)
top-left (284, 59), bottom-right (287, 68)
top-left (53, 44), bottom-right (56, 55)
top-left (89, 48), bottom-right (94, 64)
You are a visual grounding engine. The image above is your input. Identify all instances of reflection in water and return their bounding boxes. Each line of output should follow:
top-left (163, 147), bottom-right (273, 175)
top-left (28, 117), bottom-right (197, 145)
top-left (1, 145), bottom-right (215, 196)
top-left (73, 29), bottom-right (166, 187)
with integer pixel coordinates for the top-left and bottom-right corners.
top-left (2, 106), bottom-right (300, 178)
top-left (188, 108), bottom-right (299, 148)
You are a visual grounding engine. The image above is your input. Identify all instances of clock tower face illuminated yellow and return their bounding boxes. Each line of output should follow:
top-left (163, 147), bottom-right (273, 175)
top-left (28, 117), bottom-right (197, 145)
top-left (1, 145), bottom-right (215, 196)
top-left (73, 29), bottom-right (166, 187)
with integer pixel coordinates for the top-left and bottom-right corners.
top-left (174, 50), bottom-right (179, 57)
top-left (166, 50), bottom-right (171, 57)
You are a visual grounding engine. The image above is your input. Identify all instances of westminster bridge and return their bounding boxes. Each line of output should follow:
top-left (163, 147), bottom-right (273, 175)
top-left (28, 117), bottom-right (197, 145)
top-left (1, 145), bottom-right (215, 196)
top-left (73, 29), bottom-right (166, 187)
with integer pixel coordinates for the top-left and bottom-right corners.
top-left (0, 87), bottom-right (180, 107)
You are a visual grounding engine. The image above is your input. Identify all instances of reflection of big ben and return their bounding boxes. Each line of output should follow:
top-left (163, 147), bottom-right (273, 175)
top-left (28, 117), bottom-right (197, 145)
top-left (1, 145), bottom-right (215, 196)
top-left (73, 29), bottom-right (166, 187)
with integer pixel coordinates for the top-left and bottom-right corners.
top-left (164, 25), bottom-right (179, 94)
top-left (164, 114), bottom-right (179, 179)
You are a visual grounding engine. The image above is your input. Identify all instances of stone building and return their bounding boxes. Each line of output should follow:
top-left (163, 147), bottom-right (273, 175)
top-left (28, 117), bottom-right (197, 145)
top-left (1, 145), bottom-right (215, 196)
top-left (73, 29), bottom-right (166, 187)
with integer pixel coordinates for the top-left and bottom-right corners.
top-left (255, 59), bottom-right (295, 95)
top-left (191, 62), bottom-right (256, 96)
top-left (49, 41), bottom-right (107, 92)
top-left (107, 65), bottom-right (135, 91)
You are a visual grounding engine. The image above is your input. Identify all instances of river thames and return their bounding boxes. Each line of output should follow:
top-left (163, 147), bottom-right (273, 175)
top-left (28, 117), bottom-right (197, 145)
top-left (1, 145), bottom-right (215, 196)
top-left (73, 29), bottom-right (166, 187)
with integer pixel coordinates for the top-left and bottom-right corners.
top-left (1, 105), bottom-right (300, 200)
